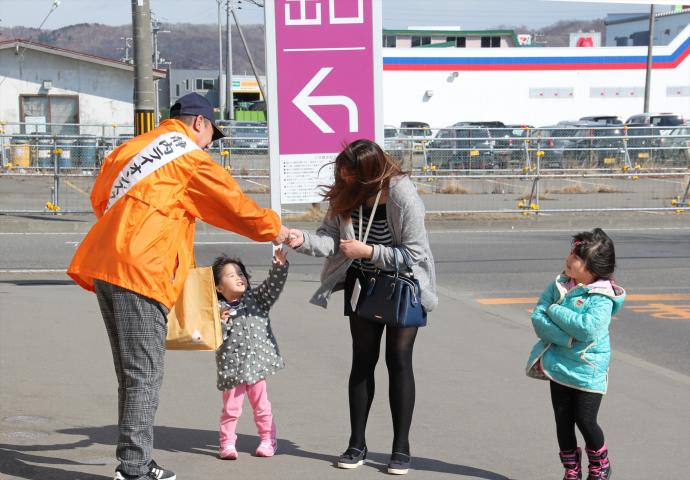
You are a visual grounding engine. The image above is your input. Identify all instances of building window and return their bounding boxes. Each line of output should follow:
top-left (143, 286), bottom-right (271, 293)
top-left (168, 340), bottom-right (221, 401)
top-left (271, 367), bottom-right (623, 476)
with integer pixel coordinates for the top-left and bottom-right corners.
top-left (20, 94), bottom-right (79, 134)
top-left (196, 78), bottom-right (215, 91)
top-left (447, 36), bottom-right (466, 48)
top-left (383, 35), bottom-right (397, 47)
top-left (185, 79), bottom-right (190, 90)
top-left (176, 84), bottom-right (180, 97)
top-left (411, 35), bottom-right (431, 47)
top-left (481, 36), bottom-right (501, 48)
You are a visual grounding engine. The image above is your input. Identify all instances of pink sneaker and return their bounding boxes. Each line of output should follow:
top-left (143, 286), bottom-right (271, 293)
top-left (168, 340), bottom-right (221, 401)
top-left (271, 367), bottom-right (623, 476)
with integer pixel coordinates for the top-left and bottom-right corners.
top-left (255, 438), bottom-right (277, 457)
top-left (219, 444), bottom-right (238, 460)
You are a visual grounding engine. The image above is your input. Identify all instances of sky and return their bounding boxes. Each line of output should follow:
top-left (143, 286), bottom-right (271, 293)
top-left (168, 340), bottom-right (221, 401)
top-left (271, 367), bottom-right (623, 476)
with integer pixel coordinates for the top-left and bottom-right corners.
top-left (0, 0), bottom-right (661, 31)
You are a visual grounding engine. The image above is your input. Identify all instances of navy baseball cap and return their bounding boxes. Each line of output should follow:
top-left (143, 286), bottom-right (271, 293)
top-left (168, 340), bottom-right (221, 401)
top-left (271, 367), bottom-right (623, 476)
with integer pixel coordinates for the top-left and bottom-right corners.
top-left (170, 92), bottom-right (225, 141)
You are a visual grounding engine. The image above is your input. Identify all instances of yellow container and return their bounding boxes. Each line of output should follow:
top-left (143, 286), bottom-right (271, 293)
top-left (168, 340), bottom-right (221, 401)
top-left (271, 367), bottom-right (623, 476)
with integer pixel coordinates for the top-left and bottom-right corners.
top-left (10, 137), bottom-right (31, 167)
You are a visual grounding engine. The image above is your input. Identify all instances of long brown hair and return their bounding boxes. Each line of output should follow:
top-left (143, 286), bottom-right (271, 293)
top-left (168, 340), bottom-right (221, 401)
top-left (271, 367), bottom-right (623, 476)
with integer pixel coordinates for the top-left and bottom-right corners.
top-left (322, 139), bottom-right (404, 218)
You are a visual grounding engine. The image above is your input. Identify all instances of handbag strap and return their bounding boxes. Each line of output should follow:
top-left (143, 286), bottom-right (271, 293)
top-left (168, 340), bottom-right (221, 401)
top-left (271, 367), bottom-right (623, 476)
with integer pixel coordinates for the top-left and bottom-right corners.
top-left (358, 189), bottom-right (383, 244)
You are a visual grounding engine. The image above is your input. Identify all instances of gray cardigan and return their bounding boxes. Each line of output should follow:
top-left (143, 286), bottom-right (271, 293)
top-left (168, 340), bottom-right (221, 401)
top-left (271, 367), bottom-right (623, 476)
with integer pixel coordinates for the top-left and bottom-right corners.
top-left (297, 175), bottom-right (438, 312)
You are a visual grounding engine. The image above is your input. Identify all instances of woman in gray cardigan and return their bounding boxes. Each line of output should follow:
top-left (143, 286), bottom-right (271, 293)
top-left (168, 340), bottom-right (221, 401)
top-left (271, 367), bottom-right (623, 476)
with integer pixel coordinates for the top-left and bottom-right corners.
top-left (287, 139), bottom-right (437, 475)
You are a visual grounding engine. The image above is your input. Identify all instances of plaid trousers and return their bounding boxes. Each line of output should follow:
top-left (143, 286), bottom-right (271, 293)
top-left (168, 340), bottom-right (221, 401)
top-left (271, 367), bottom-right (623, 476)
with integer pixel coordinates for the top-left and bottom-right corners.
top-left (94, 280), bottom-right (168, 478)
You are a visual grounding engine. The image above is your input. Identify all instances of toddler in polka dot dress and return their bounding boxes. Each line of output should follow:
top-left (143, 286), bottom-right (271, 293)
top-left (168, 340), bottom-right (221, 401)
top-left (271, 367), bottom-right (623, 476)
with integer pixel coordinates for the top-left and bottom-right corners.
top-left (211, 248), bottom-right (289, 460)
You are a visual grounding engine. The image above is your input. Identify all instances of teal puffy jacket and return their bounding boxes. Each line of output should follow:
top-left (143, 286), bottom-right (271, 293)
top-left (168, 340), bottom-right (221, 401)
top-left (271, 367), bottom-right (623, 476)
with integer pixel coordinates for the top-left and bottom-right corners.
top-left (526, 275), bottom-right (626, 394)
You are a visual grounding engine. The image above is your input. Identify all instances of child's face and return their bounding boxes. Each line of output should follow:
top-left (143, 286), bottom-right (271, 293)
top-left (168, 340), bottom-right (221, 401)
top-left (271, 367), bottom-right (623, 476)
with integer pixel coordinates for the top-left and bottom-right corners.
top-left (216, 263), bottom-right (247, 301)
top-left (565, 250), bottom-right (595, 285)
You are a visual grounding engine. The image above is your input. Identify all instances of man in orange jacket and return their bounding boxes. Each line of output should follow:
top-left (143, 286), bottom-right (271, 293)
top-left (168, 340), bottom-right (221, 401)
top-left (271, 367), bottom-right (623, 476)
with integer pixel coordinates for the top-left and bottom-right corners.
top-left (67, 93), bottom-right (288, 480)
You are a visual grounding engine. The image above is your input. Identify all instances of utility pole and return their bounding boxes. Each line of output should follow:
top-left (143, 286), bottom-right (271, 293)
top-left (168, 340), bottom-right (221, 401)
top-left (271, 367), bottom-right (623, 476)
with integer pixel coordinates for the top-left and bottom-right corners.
top-left (231, 6), bottom-right (266, 101)
top-left (131, 0), bottom-right (155, 135)
top-left (226, 1), bottom-right (235, 120)
top-left (217, 0), bottom-right (226, 120)
top-left (151, 14), bottom-right (170, 126)
top-left (643, 4), bottom-right (656, 114)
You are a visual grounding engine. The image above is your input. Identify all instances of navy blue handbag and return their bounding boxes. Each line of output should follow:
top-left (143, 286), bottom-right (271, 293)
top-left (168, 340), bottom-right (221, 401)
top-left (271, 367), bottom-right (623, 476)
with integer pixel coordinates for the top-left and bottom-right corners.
top-left (356, 248), bottom-right (427, 328)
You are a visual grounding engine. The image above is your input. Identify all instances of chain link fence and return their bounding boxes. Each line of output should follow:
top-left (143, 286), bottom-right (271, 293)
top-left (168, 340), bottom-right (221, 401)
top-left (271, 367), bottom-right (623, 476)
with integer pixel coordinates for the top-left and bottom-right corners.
top-left (1, 123), bottom-right (689, 215)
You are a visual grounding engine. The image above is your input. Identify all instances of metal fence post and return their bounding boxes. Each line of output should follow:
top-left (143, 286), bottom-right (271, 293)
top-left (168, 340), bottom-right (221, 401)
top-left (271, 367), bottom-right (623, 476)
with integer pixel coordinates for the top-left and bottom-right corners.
top-left (52, 137), bottom-right (60, 215)
top-left (0, 134), bottom-right (6, 168)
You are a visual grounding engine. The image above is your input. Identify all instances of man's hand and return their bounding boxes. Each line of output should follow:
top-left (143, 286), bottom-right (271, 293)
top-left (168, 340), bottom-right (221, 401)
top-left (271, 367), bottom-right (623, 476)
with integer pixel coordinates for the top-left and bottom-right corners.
top-left (273, 225), bottom-right (290, 245)
top-left (340, 239), bottom-right (374, 260)
top-left (286, 228), bottom-right (304, 248)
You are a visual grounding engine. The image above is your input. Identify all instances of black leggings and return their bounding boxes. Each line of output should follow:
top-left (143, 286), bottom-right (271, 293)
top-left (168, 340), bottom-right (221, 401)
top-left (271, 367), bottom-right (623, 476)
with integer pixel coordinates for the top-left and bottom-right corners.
top-left (347, 314), bottom-right (418, 455)
top-left (550, 381), bottom-right (605, 451)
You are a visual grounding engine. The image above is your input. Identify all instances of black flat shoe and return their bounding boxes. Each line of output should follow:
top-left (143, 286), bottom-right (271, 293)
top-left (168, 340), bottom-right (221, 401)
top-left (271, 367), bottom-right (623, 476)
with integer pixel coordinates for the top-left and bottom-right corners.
top-left (387, 452), bottom-right (411, 475)
top-left (337, 446), bottom-right (367, 469)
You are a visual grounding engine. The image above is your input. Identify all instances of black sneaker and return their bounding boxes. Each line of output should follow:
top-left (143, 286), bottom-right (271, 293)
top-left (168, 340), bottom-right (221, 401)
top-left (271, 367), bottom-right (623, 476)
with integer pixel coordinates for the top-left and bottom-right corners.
top-left (114, 460), bottom-right (176, 480)
top-left (336, 446), bottom-right (367, 469)
top-left (387, 452), bottom-right (411, 475)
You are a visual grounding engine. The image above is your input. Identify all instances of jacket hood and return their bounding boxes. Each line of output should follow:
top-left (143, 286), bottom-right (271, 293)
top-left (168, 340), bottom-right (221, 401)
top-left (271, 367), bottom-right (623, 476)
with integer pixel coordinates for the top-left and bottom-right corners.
top-left (556, 274), bottom-right (626, 314)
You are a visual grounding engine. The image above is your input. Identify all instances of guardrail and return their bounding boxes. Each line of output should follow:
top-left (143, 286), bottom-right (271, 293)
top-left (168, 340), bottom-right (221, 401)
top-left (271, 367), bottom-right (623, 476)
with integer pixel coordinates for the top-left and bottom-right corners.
top-left (1, 125), bottom-right (688, 215)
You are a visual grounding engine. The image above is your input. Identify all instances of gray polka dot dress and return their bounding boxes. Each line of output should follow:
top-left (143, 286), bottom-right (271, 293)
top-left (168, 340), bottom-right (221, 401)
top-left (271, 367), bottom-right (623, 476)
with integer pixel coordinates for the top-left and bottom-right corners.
top-left (215, 261), bottom-right (288, 391)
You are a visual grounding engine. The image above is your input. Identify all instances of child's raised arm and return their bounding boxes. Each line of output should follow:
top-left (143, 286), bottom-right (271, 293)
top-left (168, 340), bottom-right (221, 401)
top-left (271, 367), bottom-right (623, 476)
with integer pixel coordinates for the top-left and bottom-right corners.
top-left (253, 248), bottom-right (289, 310)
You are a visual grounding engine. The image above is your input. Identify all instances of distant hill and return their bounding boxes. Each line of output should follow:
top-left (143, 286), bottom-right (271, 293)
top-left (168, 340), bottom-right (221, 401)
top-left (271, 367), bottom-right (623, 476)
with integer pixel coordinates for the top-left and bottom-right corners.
top-left (0, 22), bottom-right (266, 73)
top-left (0, 19), bottom-right (606, 72)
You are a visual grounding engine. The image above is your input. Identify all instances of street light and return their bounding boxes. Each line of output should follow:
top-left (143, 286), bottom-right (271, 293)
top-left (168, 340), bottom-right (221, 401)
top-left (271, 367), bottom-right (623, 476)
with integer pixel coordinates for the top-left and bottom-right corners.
top-left (38, 0), bottom-right (61, 30)
top-left (217, 0), bottom-right (226, 120)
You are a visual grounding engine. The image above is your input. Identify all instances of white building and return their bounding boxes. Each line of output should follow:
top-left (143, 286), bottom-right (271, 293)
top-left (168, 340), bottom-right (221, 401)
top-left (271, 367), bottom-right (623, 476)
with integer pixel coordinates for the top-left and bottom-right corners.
top-left (382, 24), bottom-right (690, 128)
top-left (0, 39), bottom-right (166, 134)
top-left (605, 8), bottom-right (690, 46)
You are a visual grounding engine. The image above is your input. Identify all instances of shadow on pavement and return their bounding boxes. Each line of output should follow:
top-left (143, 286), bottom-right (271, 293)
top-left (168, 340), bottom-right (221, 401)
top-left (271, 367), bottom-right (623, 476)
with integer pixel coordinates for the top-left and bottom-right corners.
top-left (0, 280), bottom-right (74, 286)
top-left (1, 425), bottom-right (512, 479)
top-left (0, 438), bottom-right (112, 480)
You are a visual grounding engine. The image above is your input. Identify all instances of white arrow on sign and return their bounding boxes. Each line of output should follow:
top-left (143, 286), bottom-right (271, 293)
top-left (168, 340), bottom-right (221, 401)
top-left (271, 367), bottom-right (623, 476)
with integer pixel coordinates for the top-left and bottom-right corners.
top-left (292, 67), bottom-right (359, 134)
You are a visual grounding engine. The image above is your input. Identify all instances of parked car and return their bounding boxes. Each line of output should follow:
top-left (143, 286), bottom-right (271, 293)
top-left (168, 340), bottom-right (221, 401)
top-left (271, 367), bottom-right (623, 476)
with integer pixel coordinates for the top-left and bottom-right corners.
top-left (384, 125), bottom-right (412, 162)
top-left (661, 125), bottom-right (690, 166)
top-left (426, 124), bottom-right (495, 170)
top-left (579, 115), bottom-right (623, 125)
top-left (625, 114), bottom-right (686, 163)
top-left (534, 121), bottom-right (624, 168)
top-left (399, 121), bottom-right (432, 151)
top-left (626, 113), bottom-right (685, 129)
top-left (219, 120), bottom-right (268, 154)
top-left (489, 124), bottom-right (534, 167)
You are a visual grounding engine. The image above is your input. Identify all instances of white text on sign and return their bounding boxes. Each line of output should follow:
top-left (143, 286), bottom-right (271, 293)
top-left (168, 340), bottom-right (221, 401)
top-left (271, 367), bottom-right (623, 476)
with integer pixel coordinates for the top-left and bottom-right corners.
top-left (285, 0), bottom-right (364, 26)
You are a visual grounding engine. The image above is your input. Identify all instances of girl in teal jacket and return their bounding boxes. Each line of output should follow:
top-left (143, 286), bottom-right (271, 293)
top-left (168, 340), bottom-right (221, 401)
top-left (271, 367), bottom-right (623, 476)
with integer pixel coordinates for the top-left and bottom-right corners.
top-left (526, 228), bottom-right (625, 480)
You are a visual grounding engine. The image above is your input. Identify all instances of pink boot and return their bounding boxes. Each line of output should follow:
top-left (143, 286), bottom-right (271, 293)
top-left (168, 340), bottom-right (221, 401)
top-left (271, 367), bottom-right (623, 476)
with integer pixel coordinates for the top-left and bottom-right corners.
top-left (559, 447), bottom-right (582, 480)
top-left (585, 444), bottom-right (612, 480)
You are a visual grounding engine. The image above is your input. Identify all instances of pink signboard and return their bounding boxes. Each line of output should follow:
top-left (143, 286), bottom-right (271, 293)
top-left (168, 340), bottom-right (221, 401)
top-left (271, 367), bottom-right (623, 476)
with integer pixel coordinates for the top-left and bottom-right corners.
top-left (266, 0), bottom-right (382, 205)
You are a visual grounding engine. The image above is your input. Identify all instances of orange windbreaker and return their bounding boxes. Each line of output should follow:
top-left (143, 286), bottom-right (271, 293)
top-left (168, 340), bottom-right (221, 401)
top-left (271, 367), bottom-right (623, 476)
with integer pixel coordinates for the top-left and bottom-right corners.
top-left (67, 119), bottom-right (280, 309)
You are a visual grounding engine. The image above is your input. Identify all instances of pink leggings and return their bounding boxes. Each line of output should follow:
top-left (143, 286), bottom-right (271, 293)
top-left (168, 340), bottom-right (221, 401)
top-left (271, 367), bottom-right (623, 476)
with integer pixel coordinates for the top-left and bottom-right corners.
top-left (219, 380), bottom-right (276, 447)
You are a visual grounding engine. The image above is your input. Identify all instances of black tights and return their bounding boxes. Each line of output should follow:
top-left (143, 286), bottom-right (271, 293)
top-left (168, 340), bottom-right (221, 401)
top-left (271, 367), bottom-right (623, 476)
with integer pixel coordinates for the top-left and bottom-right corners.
top-left (347, 315), bottom-right (418, 455)
top-left (550, 381), bottom-right (605, 451)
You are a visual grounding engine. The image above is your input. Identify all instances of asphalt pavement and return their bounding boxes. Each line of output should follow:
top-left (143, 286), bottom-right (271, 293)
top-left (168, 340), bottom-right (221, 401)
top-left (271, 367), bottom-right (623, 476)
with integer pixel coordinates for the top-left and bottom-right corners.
top-left (1, 212), bottom-right (689, 479)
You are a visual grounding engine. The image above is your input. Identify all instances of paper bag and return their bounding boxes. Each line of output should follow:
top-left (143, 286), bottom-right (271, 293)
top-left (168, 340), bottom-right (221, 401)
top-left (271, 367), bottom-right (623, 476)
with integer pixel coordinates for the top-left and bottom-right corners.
top-left (166, 266), bottom-right (222, 351)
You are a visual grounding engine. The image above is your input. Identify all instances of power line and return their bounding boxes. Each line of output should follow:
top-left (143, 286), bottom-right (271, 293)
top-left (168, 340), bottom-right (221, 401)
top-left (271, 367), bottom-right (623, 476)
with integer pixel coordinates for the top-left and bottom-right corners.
top-left (0, 0), bottom-right (61, 88)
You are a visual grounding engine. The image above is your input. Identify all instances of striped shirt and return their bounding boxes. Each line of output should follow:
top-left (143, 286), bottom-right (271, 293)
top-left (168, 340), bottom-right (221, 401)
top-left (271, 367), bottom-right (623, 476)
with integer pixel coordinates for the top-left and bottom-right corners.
top-left (351, 204), bottom-right (393, 271)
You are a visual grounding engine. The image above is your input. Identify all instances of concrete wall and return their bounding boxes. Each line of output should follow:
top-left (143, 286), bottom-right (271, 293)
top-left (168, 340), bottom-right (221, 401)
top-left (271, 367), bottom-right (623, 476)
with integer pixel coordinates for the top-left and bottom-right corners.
top-left (382, 25), bottom-right (690, 128)
top-left (0, 48), bottom-right (134, 130)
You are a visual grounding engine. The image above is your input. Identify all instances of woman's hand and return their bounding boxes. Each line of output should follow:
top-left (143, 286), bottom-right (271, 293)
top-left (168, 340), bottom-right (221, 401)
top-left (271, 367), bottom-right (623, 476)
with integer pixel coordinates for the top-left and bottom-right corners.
top-left (273, 246), bottom-right (288, 265)
top-left (340, 239), bottom-right (374, 260)
top-left (220, 309), bottom-right (231, 324)
top-left (287, 229), bottom-right (304, 248)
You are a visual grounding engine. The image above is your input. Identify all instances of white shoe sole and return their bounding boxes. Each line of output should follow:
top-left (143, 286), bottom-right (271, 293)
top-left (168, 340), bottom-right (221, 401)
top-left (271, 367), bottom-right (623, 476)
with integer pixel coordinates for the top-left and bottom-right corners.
top-left (387, 466), bottom-right (409, 475)
top-left (337, 459), bottom-right (364, 469)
